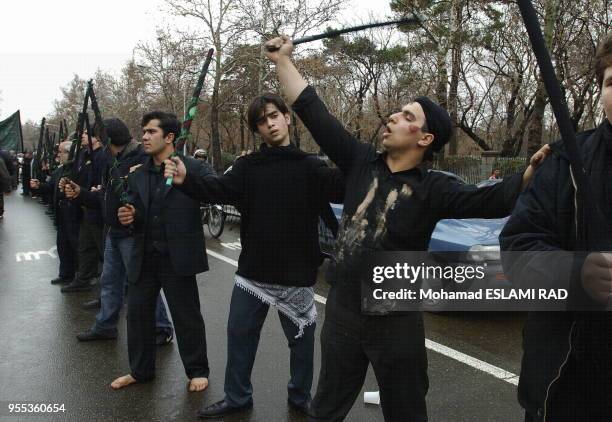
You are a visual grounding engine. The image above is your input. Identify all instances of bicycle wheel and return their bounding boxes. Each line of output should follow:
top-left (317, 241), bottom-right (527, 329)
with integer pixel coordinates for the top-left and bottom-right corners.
top-left (208, 205), bottom-right (225, 238)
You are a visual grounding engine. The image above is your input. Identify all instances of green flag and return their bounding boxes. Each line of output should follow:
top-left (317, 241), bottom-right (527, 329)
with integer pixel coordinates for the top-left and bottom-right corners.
top-left (0, 110), bottom-right (24, 152)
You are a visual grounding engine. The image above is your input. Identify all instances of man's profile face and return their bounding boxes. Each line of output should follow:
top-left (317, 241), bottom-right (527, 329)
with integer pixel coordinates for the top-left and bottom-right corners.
top-left (80, 130), bottom-right (100, 148)
top-left (602, 66), bottom-right (612, 125)
top-left (142, 119), bottom-right (172, 156)
top-left (383, 102), bottom-right (432, 154)
top-left (58, 142), bottom-right (71, 164)
top-left (256, 103), bottom-right (290, 146)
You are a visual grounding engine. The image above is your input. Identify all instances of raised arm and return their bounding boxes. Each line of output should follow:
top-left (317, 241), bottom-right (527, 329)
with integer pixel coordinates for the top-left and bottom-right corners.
top-left (264, 36), bottom-right (371, 174)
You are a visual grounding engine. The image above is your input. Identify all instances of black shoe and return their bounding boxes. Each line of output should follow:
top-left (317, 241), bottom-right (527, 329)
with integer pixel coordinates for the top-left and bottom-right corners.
top-left (288, 399), bottom-right (311, 415)
top-left (156, 330), bottom-right (174, 346)
top-left (82, 298), bottom-right (101, 310)
top-left (61, 279), bottom-right (94, 293)
top-left (197, 400), bottom-right (253, 419)
top-left (76, 328), bottom-right (117, 342)
top-left (51, 277), bottom-right (72, 285)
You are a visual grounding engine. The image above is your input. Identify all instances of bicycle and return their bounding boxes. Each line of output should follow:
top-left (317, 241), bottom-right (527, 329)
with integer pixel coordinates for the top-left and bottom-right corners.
top-left (200, 203), bottom-right (225, 238)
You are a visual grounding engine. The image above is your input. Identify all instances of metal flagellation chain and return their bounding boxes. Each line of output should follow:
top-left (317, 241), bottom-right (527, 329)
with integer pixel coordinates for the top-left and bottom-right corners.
top-left (265, 15), bottom-right (423, 52)
top-left (166, 47), bottom-right (215, 186)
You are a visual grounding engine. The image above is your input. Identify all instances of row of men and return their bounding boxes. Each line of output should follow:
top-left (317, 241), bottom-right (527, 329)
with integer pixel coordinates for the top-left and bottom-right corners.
top-left (26, 31), bottom-right (612, 422)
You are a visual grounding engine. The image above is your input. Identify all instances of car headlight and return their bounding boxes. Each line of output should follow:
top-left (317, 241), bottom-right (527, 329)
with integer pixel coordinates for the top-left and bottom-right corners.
top-left (467, 245), bottom-right (500, 262)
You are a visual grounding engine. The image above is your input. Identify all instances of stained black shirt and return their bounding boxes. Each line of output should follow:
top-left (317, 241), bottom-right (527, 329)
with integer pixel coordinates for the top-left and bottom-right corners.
top-left (292, 85), bottom-right (523, 312)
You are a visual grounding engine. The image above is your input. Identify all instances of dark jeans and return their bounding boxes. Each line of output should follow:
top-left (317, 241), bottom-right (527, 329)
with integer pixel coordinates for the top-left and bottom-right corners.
top-left (127, 253), bottom-right (209, 382)
top-left (0, 194), bottom-right (4, 216)
top-left (77, 219), bottom-right (104, 280)
top-left (56, 204), bottom-right (80, 279)
top-left (93, 234), bottom-right (172, 337)
top-left (224, 284), bottom-right (315, 408)
top-left (309, 287), bottom-right (428, 422)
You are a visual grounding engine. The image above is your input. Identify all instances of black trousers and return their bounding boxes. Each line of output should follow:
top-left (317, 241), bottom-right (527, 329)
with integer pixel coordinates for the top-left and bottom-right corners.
top-left (309, 287), bottom-right (429, 422)
top-left (77, 219), bottom-right (104, 280)
top-left (224, 284), bottom-right (315, 407)
top-left (127, 253), bottom-right (209, 382)
top-left (56, 204), bottom-right (80, 279)
top-left (524, 351), bottom-right (612, 422)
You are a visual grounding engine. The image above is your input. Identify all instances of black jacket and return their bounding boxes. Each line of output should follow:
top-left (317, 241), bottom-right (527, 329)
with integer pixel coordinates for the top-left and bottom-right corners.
top-left (178, 143), bottom-right (344, 286)
top-left (34, 166), bottom-right (81, 225)
top-left (79, 141), bottom-right (148, 237)
top-left (73, 147), bottom-right (107, 226)
top-left (125, 156), bottom-right (212, 284)
top-left (500, 123), bottom-right (612, 421)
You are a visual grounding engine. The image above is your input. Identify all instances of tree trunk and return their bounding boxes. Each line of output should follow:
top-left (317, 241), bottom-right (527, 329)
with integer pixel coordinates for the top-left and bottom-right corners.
top-left (447, 0), bottom-right (464, 155)
top-left (239, 105), bottom-right (245, 152)
top-left (435, 43), bottom-right (449, 158)
top-left (526, 90), bottom-right (546, 156)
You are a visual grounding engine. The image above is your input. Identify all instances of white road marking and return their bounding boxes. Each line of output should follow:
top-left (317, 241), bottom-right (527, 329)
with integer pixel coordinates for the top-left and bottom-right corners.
top-left (207, 247), bottom-right (519, 386)
top-left (424, 339), bottom-right (519, 385)
top-left (221, 241), bottom-right (242, 251)
top-left (15, 246), bottom-right (58, 262)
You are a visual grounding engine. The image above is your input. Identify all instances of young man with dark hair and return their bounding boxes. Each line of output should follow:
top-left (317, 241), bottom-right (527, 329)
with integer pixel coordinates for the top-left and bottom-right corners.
top-left (163, 93), bottom-right (343, 418)
top-left (264, 35), bottom-right (549, 421)
top-left (500, 33), bottom-right (612, 421)
top-left (109, 111), bottom-right (211, 393)
top-left (64, 117), bottom-right (174, 343)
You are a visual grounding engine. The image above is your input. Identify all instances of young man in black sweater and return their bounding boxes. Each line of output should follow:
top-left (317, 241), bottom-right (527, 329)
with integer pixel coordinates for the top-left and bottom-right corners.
top-left (163, 93), bottom-right (343, 418)
top-left (264, 36), bottom-right (550, 421)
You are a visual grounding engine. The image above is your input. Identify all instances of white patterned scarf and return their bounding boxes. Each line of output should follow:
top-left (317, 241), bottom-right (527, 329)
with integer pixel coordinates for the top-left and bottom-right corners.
top-left (235, 274), bottom-right (317, 338)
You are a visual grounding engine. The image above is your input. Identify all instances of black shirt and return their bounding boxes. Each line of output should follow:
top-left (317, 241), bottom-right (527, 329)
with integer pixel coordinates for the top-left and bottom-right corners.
top-left (144, 161), bottom-right (168, 255)
top-left (292, 85), bottom-right (523, 312)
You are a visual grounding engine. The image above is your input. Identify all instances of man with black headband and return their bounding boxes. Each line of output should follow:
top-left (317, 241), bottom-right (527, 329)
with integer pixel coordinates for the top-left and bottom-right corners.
top-left (264, 35), bottom-right (550, 421)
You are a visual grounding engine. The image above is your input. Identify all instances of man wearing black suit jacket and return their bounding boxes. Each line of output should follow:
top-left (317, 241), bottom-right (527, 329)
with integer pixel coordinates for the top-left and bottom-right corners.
top-left (110, 111), bottom-right (211, 393)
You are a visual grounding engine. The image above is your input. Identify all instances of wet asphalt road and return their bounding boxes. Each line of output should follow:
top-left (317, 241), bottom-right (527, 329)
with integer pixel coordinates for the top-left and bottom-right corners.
top-left (0, 191), bottom-right (525, 421)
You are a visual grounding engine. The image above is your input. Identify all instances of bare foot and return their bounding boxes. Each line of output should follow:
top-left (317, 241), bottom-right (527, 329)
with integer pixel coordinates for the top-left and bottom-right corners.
top-left (188, 377), bottom-right (209, 392)
top-left (110, 374), bottom-right (138, 390)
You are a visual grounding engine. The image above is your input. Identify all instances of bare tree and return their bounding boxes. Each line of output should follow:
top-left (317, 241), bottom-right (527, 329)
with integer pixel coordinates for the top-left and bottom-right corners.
top-left (163, 0), bottom-right (244, 172)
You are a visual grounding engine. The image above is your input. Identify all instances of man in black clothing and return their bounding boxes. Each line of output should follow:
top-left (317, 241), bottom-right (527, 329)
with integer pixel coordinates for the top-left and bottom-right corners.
top-left (64, 118), bottom-right (173, 342)
top-left (0, 153), bottom-right (10, 218)
top-left (9, 151), bottom-right (19, 190)
top-left (163, 93), bottom-right (343, 419)
top-left (110, 111), bottom-right (210, 393)
top-left (21, 151), bottom-right (32, 196)
top-left (500, 33), bottom-right (612, 422)
top-left (264, 35), bottom-right (549, 421)
top-left (30, 141), bottom-right (80, 285)
top-left (61, 130), bottom-right (106, 293)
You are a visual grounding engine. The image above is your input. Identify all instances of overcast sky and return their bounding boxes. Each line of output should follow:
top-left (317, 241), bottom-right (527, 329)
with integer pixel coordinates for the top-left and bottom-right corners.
top-left (0, 0), bottom-right (390, 123)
